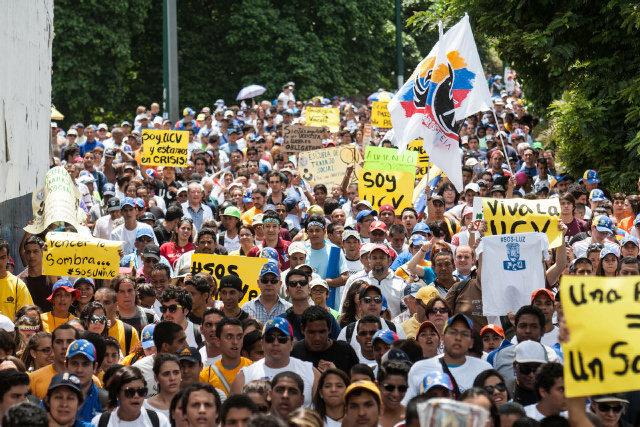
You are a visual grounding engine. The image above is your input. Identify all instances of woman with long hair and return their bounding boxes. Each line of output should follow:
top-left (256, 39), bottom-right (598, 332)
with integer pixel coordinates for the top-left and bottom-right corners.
top-left (313, 368), bottom-right (349, 427)
top-left (14, 305), bottom-right (43, 331)
top-left (160, 218), bottom-right (195, 268)
top-left (231, 225), bottom-right (257, 256)
top-left (473, 369), bottom-right (510, 407)
top-left (378, 361), bottom-right (410, 427)
top-left (438, 182), bottom-right (460, 211)
top-left (79, 301), bottom-right (109, 337)
top-left (20, 332), bottom-right (53, 372)
top-left (339, 280), bottom-right (368, 328)
top-left (71, 278), bottom-right (95, 316)
top-left (144, 353), bottom-right (181, 419)
top-left (596, 247), bottom-right (620, 277)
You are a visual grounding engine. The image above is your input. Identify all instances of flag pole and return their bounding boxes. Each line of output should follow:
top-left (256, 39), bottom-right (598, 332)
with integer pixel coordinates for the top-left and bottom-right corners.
top-left (490, 108), bottom-right (513, 175)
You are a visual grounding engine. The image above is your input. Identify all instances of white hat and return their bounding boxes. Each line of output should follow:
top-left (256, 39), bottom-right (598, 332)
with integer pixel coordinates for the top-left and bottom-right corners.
top-left (67, 128), bottom-right (78, 136)
top-left (153, 116), bottom-right (164, 125)
top-left (465, 158), bottom-right (479, 167)
top-left (78, 171), bottom-right (95, 184)
top-left (97, 123), bottom-right (108, 131)
top-left (288, 241), bottom-right (308, 256)
top-left (359, 242), bottom-right (376, 257)
top-left (0, 315), bottom-right (14, 332)
top-left (309, 278), bottom-right (329, 291)
top-left (224, 110), bottom-right (234, 119)
top-left (464, 182), bottom-right (480, 193)
top-left (514, 340), bottom-right (548, 364)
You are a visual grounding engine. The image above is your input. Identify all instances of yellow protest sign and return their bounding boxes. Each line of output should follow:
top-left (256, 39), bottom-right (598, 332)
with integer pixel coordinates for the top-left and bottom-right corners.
top-left (140, 129), bottom-right (188, 167)
top-left (42, 232), bottom-right (121, 279)
top-left (305, 107), bottom-right (340, 133)
top-left (473, 197), bottom-right (562, 248)
top-left (190, 254), bottom-right (268, 305)
top-left (371, 101), bottom-right (392, 128)
top-left (298, 145), bottom-right (361, 188)
top-left (358, 169), bottom-right (415, 214)
top-left (560, 275), bottom-right (640, 397)
top-left (407, 139), bottom-right (431, 179)
top-left (364, 146), bottom-right (417, 173)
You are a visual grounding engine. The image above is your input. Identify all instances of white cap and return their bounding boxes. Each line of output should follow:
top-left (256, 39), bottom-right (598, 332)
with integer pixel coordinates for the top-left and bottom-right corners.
top-left (153, 116), bottom-right (164, 125)
top-left (309, 278), bottom-right (329, 291)
top-left (288, 241), bottom-right (308, 256)
top-left (78, 171), bottom-right (95, 184)
top-left (465, 158), bottom-right (479, 167)
top-left (464, 182), bottom-right (480, 193)
top-left (359, 242), bottom-right (376, 257)
top-left (224, 110), bottom-right (234, 119)
top-left (97, 123), bottom-right (108, 131)
top-left (67, 128), bottom-right (78, 136)
top-left (514, 340), bottom-right (548, 364)
top-left (0, 315), bottom-right (14, 332)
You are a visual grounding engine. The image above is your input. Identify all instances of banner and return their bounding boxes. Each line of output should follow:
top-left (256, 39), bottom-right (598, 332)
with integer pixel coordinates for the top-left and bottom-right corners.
top-left (298, 145), bottom-right (361, 188)
top-left (358, 169), bottom-right (415, 214)
top-left (25, 167), bottom-right (87, 235)
top-left (473, 197), bottom-right (562, 248)
top-left (283, 125), bottom-right (324, 155)
top-left (371, 102), bottom-right (392, 128)
top-left (140, 129), bottom-right (188, 167)
top-left (42, 232), bottom-right (121, 279)
top-left (560, 275), bottom-right (640, 397)
top-left (407, 139), bottom-right (431, 179)
top-left (190, 254), bottom-right (268, 305)
top-left (305, 107), bottom-right (340, 133)
top-left (363, 146), bottom-right (417, 173)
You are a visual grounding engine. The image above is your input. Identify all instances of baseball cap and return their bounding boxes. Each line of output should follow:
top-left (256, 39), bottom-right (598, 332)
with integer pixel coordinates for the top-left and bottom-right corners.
top-left (263, 318), bottom-right (293, 337)
top-left (107, 197), bottom-right (120, 212)
top-left (464, 183), bottom-right (480, 193)
top-left (259, 261), bottom-right (280, 279)
top-left (356, 209), bottom-right (376, 222)
top-left (380, 348), bottom-right (412, 366)
top-left (403, 282), bottom-right (423, 298)
top-left (104, 148), bottom-right (116, 158)
top-left (420, 372), bottom-right (454, 394)
top-left (412, 222), bottom-right (432, 235)
top-left (135, 228), bottom-right (155, 240)
top-left (444, 313), bottom-right (474, 332)
top-left (372, 329), bottom-right (399, 345)
top-left (531, 288), bottom-right (555, 303)
top-left (358, 284), bottom-right (382, 300)
top-left (47, 279), bottom-right (80, 302)
top-left (359, 243), bottom-right (375, 257)
top-left (417, 321), bottom-right (440, 338)
top-left (534, 181), bottom-right (549, 194)
top-left (342, 230), bottom-right (361, 242)
top-left (177, 346), bottom-right (200, 364)
top-left (287, 241), bottom-right (308, 256)
top-left (589, 189), bottom-right (606, 202)
top-left (140, 212), bottom-right (156, 223)
top-left (141, 324), bottom-right (156, 349)
top-left (177, 187), bottom-right (188, 195)
top-left (134, 198), bottom-right (145, 209)
top-left (514, 340), bottom-right (548, 364)
top-left (582, 169), bottom-right (600, 185)
top-left (253, 214), bottom-right (264, 225)
top-left (307, 205), bottom-right (325, 216)
top-left (0, 315), bottom-right (14, 333)
top-left (591, 394), bottom-right (629, 404)
top-left (430, 194), bottom-right (445, 204)
top-left (142, 244), bottom-right (161, 261)
top-left (479, 324), bottom-right (505, 338)
top-left (344, 381), bottom-right (381, 405)
top-left (490, 185), bottom-right (506, 195)
top-left (369, 220), bottom-right (387, 233)
top-left (67, 128), bottom-right (78, 136)
top-left (356, 200), bottom-right (374, 210)
top-left (370, 244), bottom-right (391, 257)
top-left (120, 197), bottom-right (136, 209)
top-left (379, 204), bottom-right (395, 214)
top-left (600, 246), bottom-right (620, 259)
top-left (410, 234), bottom-right (427, 247)
top-left (103, 183), bottom-right (116, 197)
top-left (621, 235), bottom-right (639, 248)
top-left (97, 123), bottom-right (108, 131)
top-left (78, 171), bottom-right (95, 185)
top-left (183, 107), bottom-right (195, 117)
top-left (66, 339), bottom-right (96, 362)
top-left (73, 278), bottom-right (95, 289)
top-left (219, 275), bottom-right (243, 292)
top-left (415, 286), bottom-right (439, 305)
top-left (222, 206), bottom-right (241, 219)
top-left (309, 278), bottom-right (329, 292)
top-left (259, 247), bottom-right (280, 262)
top-left (47, 373), bottom-right (83, 401)
top-left (593, 215), bottom-right (614, 234)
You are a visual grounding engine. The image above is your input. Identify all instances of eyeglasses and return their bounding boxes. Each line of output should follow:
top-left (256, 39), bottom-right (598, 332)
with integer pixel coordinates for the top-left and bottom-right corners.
top-left (445, 329), bottom-right (472, 339)
top-left (287, 280), bottom-right (308, 288)
top-left (122, 387), bottom-right (148, 398)
top-left (264, 334), bottom-right (289, 344)
top-left (160, 304), bottom-right (183, 313)
top-left (596, 403), bottom-right (624, 413)
top-left (483, 383), bottom-right (507, 394)
top-left (382, 384), bottom-right (408, 393)
top-left (357, 330), bottom-right (378, 337)
top-left (517, 363), bottom-right (542, 375)
top-left (260, 278), bottom-right (279, 285)
top-left (429, 308), bottom-right (449, 315)
top-left (90, 315), bottom-right (107, 324)
top-left (35, 347), bottom-right (52, 354)
top-left (362, 296), bottom-right (382, 304)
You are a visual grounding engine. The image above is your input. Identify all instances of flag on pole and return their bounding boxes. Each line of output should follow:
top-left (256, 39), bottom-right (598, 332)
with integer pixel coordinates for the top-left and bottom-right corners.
top-left (388, 14), bottom-right (492, 192)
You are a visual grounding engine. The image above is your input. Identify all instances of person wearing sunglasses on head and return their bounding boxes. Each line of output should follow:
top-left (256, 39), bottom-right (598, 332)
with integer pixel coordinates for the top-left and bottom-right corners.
top-left (230, 318), bottom-right (319, 408)
top-left (377, 360), bottom-right (409, 427)
top-left (589, 394), bottom-right (630, 427)
top-left (93, 365), bottom-right (170, 426)
top-left (241, 261), bottom-right (292, 324)
top-left (64, 339), bottom-right (107, 423)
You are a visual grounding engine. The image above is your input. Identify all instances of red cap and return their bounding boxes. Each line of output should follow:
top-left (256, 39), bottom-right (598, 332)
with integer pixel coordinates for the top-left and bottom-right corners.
top-left (480, 324), bottom-right (505, 338)
top-left (531, 288), bottom-right (555, 303)
top-left (379, 204), bottom-right (395, 214)
top-left (369, 220), bottom-right (387, 233)
top-left (370, 244), bottom-right (390, 256)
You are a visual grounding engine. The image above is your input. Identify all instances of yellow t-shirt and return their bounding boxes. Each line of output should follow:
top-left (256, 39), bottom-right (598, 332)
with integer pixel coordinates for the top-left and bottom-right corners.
top-left (41, 312), bottom-right (77, 333)
top-left (199, 357), bottom-right (253, 395)
top-left (109, 319), bottom-right (140, 355)
top-left (29, 364), bottom-right (103, 399)
top-left (0, 273), bottom-right (34, 319)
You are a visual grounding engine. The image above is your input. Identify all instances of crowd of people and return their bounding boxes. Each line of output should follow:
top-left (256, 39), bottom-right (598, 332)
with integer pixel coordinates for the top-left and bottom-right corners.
top-left (0, 74), bottom-right (637, 427)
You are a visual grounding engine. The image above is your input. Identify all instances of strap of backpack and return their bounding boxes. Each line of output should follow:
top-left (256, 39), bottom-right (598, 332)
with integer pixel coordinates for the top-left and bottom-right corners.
top-left (210, 363), bottom-right (231, 395)
top-left (346, 322), bottom-right (356, 343)
top-left (193, 323), bottom-right (204, 348)
top-left (439, 357), bottom-right (461, 399)
top-left (98, 411), bottom-right (111, 427)
top-left (146, 409), bottom-right (160, 427)
top-left (123, 322), bottom-right (133, 355)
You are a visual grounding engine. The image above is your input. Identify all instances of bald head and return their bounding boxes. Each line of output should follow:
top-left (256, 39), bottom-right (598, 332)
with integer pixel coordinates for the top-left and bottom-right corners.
top-left (454, 245), bottom-right (475, 275)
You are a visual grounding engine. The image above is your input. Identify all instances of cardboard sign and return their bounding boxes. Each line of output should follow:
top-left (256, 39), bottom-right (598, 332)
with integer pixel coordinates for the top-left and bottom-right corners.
top-left (190, 254), bottom-right (268, 305)
top-left (305, 107), bottom-right (340, 133)
top-left (25, 167), bottom-right (87, 235)
top-left (407, 139), bottom-right (431, 179)
top-left (560, 275), bottom-right (640, 397)
top-left (358, 169), bottom-right (415, 214)
top-left (473, 197), bottom-right (562, 248)
top-left (371, 101), bottom-right (392, 128)
top-left (298, 145), bottom-right (361, 188)
top-left (42, 232), bottom-right (121, 279)
top-left (364, 146), bottom-right (417, 173)
top-left (140, 129), bottom-right (188, 167)
top-left (283, 125), bottom-right (324, 155)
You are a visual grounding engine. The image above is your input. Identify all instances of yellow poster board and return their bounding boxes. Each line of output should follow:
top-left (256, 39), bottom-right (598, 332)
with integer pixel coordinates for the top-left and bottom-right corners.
top-left (371, 101), bottom-right (392, 128)
top-left (560, 275), bottom-right (640, 397)
top-left (42, 232), bottom-right (121, 279)
top-left (473, 197), bottom-right (562, 248)
top-left (357, 169), bottom-right (415, 214)
top-left (305, 107), bottom-right (340, 133)
top-left (298, 145), bottom-right (361, 188)
top-left (190, 254), bottom-right (268, 305)
top-left (407, 139), bottom-right (431, 179)
top-left (140, 129), bottom-right (189, 167)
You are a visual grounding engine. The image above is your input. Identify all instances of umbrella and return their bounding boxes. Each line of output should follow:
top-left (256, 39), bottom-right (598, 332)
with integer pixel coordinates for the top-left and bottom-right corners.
top-left (236, 84), bottom-right (266, 101)
top-left (51, 105), bottom-right (64, 121)
top-left (368, 90), bottom-right (394, 102)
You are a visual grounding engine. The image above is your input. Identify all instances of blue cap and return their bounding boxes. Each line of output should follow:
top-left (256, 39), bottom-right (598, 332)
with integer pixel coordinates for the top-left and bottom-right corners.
top-left (594, 215), bottom-right (614, 234)
top-left (445, 313), bottom-right (474, 331)
top-left (412, 222), bottom-right (432, 235)
top-left (103, 183), bottom-right (116, 197)
top-left (420, 371), bottom-right (454, 393)
top-left (141, 324), bottom-right (156, 349)
top-left (403, 281), bottom-right (423, 298)
top-left (356, 209), bottom-right (376, 223)
top-left (73, 277), bottom-right (95, 288)
top-left (66, 339), bottom-right (96, 362)
top-left (48, 279), bottom-right (79, 302)
top-left (590, 189), bottom-right (606, 202)
top-left (582, 169), bottom-right (600, 185)
top-left (47, 372), bottom-right (83, 397)
top-left (259, 260), bottom-right (280, 278)
top-left (263, 318), bottom-right (293, 337)
top-left (600, 246), bottom-right (620, 259)
top-left (621, 235), bottom-right (639, 247)
top-left (135, 228), bottom-right (155, 240)
top-left (372, 329), bottom-right (399, 345)
top-left (120, 197), bottom-right (136, 209)
top-left (410, 234), bottom-right (427, 247)
top-left (259, 247), bottom-right (280, 262)
top-left (134, 197), bottom-right (145, 209)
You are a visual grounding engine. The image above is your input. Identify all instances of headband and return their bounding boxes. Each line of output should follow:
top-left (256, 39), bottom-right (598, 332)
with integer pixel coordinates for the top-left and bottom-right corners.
top-left (306, 220), bottom-right (326, 230)
top-left (262, 217), bottom-right (281, 225)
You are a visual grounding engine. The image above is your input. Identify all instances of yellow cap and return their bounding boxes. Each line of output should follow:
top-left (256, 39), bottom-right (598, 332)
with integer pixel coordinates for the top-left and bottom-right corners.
top-left (415, 286), bottom-right (439, 305)
top-left (344, 380), bottom-right (381, 405)
top-left (308, 205), bottom-right (324, 216)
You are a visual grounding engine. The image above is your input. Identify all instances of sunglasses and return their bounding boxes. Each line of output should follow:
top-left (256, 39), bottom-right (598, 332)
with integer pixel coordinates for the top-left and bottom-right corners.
top-left (484, 383), bottom-right (507, 394)
top-left (123, 387), bottom-right (148, 398)
top-left (429, 308), bottom-right (449, 315)
top-left (357, 330), bottom-right (378, 337)
top-left (382, 384), bottom-right (408, 393)
top-left (160, 304), bottom-right (182, 314)
top-left (518, 363), bottom-right (542, 375)
top-left (264, 334), bottom-right (289, 344)
top-left (287, 280), bottom-right (308, 288)
top-left (596, 403), bottom-right (623, 413)
top-left (260, 278), bottom-right (279, 285)
top-left (90, 315), bottom-right (107, 324)
top-left (362, 296), bottom-right (382, 304)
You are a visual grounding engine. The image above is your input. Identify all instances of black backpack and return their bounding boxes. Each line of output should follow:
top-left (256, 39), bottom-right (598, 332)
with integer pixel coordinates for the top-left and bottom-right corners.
top-left (98, 409), bottom-right (159, 427)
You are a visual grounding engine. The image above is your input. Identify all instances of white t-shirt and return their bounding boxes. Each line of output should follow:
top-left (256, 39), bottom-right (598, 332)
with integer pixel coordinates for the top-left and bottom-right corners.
top-left (511, 325), bottom-right (560, 348)
top-left (184, 320), bottom-right (199, 349)
top-left (223, 232), bottom-right (240, 253)
top-left (404, 354), bottom-right (492, 404)
top-left (91, 407), bottom-right (171, 427)
top-left (241, 357), bottom-right (314, 407)
top-left (199, 346), bottom-right (222, 367)
top-left (524, 404), bottom-right (567, 421)
top-left (111, 222), bottom-right (158, 255)
top-left (477, 232), bottom-right (549, 316)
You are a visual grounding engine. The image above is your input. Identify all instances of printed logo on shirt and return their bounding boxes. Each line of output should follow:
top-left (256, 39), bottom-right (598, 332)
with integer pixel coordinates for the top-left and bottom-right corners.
top-left (6, 296), bottom-right (14, 303)
top-left (503, 242), bottom-right (526, 271)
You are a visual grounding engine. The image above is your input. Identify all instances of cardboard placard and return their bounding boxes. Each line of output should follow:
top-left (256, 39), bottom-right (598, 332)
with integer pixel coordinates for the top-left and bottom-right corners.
top-left (407, 139), bottom-right (431, 179)
top-left (298, 145), bottom-right (361, 188)
top-left (283, 125), bottom-right (324, 155)
top-left (305, 107), bottom-right (340, 133)
top-left (357, 169), bottom-right (415, 214)
top-left (42, 232), bottom-right (121, 279)
top-left (371, 101), bottom-right (392, 128)
top-left (364, 146), bottom-right (418, 173)
top-left (140, 129), bottom-right (189, 167)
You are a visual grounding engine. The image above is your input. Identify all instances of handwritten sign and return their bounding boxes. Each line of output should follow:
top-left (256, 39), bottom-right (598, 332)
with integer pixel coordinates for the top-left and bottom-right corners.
top-left (560, 275), bottom-right (640, 397)
top-left (191, 254), bottom-right (268, 305)
top-left (140, 129), bottom-right (188, 167)
top-left (305, 107), bottom-right (340, 133)
top-left (473, 197), bottom-right (562, 248)
top-left (42, 232), bottom-right (121, 279)
top-left (298, 145), bottom-right (361, 188)
top-left (358, 169), bottom-right (415, 214)
top-left (283, 125), bottom-right (324, 155)
top-left (364, 146), bottom-right (417, 173)
top-left (407, 139), bottom-right (431, 179)
top-left (371, 101), bottom-right (392, 128)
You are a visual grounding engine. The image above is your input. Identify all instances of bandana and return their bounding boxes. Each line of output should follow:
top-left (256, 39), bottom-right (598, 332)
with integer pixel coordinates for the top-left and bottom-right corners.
top-left (18, 325), bottom-right (40, 332)
top-left (306, 220), bottom-right (325, 230)
top-left (262, 217), bottom-right (281, 225)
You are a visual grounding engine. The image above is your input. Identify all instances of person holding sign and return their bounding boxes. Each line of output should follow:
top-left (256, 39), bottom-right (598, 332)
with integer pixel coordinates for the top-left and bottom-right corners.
top-left (0, 240), bottom-right (34, 320)
top-left (41, 279), bottom-right (80, 333)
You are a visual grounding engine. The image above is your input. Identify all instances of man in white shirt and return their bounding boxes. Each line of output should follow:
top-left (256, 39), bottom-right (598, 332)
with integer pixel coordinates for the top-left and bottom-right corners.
top-left (93, 197), bottom-right (122, 240)
top-left (110, 197), bottom-right (158, 255)
top-left (366, 244), bottom-right (407, 317)
top-left (181, 182), bottom-right (213, 232)
top-left (524, 362), bottom-right (567, 421)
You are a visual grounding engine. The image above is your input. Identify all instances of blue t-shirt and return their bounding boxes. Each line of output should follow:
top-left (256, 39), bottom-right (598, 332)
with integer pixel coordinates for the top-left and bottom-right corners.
top-left (79, 140), bottom-right (105, 156)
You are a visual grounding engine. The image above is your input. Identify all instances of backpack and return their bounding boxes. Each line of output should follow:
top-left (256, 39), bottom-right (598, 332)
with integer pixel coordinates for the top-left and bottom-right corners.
top-left (345, 319), bottom-right (396, 343)
top-left (123, 322), bottom-right (133, 355)
top-left (98, 409), bottom-right (159, 427)
top-left (193, 322), bottom-right (204, 348)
